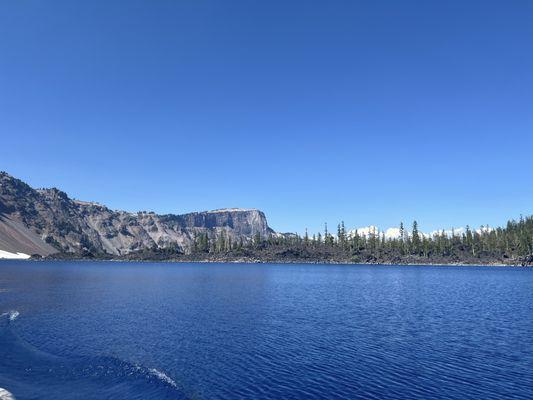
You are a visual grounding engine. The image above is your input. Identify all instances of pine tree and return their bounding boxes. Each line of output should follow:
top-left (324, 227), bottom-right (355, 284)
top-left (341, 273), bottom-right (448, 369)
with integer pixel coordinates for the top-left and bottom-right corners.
top-left (399, 222), bottom-right (405, 254)
top-left (411, 221), bottom-right (420, 255)
top-left (352, 230), bottom-right (360, 253)
top-left (339, 221), bottom-right (346, 249)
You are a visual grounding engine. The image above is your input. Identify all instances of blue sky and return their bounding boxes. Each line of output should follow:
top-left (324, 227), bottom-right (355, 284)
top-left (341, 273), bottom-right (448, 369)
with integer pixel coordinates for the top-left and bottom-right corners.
top-left (1, 0), bottom-right (532, 234)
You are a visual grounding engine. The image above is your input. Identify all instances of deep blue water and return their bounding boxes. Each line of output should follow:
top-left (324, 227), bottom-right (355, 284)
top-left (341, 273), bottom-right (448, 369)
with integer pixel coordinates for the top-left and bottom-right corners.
top-left (0, 261), bottom-right (532, 400)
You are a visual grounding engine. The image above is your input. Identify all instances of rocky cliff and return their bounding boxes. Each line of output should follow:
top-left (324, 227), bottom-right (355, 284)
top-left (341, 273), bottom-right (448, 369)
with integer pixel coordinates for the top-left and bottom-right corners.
top-left (0, 172), bottom-right (274, 257)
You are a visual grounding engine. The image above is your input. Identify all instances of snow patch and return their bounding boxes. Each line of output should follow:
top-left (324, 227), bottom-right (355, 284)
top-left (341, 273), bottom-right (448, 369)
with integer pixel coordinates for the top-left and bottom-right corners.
top-left (429, 227), bottom-right (466, 237)
top-left (429, 226), bottom-right (493, 237)
top-left (476, 226), bottom-right (493, 234)
top-left (348, 226), bottom-right (421, 239)
top-left (347, 226), bottom-right (379, 238)
top-left (384, 227), bottom-right (402, 239)
top-left (346, 225), bottom-right (494, 240)
top-left (0, 250), bottom-right (31, 259)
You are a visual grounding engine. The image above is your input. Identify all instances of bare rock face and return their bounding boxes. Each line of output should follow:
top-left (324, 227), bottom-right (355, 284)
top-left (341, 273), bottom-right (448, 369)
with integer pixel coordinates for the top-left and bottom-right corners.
top-left (0, 172), bottom-right (274, 256)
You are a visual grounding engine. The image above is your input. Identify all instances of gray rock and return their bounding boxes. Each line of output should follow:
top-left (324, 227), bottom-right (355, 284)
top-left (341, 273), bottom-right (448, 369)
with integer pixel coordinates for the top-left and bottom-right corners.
top-left (0, 172), bottom-right (273, 256)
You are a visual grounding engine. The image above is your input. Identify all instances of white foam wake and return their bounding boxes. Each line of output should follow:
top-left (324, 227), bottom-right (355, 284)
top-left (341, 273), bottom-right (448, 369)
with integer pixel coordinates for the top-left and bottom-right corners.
top-left (1, 311), bottom-right (19, 321)
top-left (8, 311), bottom-right (19, 321)
top-left (148, 368), bottom-right (178, 388)
top-left (0, 388), bottom-right (16, 400)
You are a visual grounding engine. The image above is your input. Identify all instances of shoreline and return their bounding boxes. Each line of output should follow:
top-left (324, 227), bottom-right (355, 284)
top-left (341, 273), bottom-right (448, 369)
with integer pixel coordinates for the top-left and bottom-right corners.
top-left (2, 257), bottom-right (529, 268)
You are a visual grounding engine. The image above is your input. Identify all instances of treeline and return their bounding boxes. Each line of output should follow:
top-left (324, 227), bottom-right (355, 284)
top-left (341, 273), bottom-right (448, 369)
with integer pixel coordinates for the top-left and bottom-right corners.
top-left (190, 216), bottom-right (533, 264)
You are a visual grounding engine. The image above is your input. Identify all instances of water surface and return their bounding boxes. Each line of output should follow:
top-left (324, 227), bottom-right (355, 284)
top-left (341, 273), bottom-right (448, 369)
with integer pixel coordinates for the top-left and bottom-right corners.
top-left (1, 261), bottom-right (532, 399)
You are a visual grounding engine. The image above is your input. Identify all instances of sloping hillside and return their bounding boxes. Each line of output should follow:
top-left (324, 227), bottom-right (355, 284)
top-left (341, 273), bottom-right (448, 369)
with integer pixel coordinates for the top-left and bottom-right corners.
top-left (0, 172), bottom-right (273, 257)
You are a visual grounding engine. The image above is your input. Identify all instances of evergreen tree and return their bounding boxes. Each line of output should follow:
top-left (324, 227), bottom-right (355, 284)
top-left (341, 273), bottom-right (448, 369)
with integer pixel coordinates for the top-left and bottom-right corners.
top-left (465, 225), bottom-right (474, 256)
top-left (193, 232), bottom-right (198, 253)
top-left (180, 214), bottom-right (533, 264)
top-left (339, 221), bottom-right (346, 249)
top-left (411, 221), bottom-right (420, 255)
top-left (399, 222), bottom-right (405, 254)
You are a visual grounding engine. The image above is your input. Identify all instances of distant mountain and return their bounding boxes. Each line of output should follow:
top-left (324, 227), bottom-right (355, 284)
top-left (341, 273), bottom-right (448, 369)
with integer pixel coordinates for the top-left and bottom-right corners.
top-left (0, 172), bottom-right (273, 258)
top-left (348, 225), bottom-right (493, 240)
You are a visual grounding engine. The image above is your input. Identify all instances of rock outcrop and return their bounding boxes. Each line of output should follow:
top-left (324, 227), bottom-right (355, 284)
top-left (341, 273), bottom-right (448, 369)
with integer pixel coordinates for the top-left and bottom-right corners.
top-left (0, 172), bottom-right (274, 256)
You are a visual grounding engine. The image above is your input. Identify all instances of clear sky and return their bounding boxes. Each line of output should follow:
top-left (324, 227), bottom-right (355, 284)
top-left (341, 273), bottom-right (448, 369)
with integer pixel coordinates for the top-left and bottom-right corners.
top-left (1, 1), bottom-right (532, 234)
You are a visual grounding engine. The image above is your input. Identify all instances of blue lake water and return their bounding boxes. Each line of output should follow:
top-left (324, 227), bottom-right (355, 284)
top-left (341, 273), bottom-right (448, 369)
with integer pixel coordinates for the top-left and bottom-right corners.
top-left (0, 261), bottom-right (532, 399)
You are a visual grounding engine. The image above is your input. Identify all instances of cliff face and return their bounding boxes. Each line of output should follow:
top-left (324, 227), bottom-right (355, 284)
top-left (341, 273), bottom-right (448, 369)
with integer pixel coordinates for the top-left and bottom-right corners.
top-left (0, 172), bottom-right (274, 256)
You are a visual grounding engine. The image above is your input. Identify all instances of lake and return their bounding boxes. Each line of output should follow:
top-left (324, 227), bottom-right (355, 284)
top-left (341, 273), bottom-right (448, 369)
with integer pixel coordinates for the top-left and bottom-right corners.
top-left (0, 261), bottom-right (532, 399)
